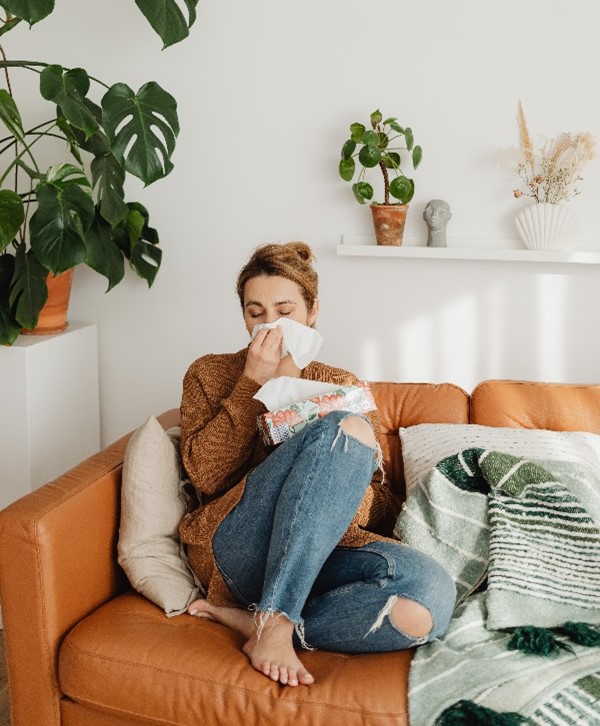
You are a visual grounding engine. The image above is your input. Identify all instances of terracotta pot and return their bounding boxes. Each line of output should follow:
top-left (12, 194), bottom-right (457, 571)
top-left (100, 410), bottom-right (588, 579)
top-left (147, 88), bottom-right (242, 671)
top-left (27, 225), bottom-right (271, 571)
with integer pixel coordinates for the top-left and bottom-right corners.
top-left (371, 204), bottom-right (409, 246)
top-left (21, 268), bottom-right (74, 336)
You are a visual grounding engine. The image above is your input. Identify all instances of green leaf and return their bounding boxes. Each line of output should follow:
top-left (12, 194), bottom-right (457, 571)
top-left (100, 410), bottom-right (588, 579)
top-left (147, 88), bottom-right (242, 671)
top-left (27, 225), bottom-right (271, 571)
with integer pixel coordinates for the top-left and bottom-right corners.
top-left (358, 144), bottom-right (381, 168)
top-left (83, 212), bottom-right (125, 291)
top-left (412, 145), bottom-right (423, 169)
top-left (377, 132), bottom-right (389, 149)
top-left (9, 241), bottom-right (48, 330)
top-left (0, 0), bottom-right (54, 25)
top-left (350, 123), bottom-right (365, 143)
top-left (55, 115), bottom-right (83, 165)
top-left (39, 66), bottom-right (99, 139)
top-left (67, 120), bottom-right (111, 158)
top-left (0, 189), bottom-right (24, 251)
top-left (338, 157), bottom-right (355, 182)
top-left (404, 127), bottom-right (414, 151)
top-left (45, 162), bottom-right (91, 188)
top-left (29, 181), bottom-right (94, 274)
top-left (389, 175), bottom-right (414, 204)
top-left (0, 89), bottom-right (25, 143)
top-left (341, 139), bottom-right (356, 160)
top-left (383, 152), bottom-right (401, 169)
top-left (124, 203), bottom-right (161, 286)
top-left (0, 253), bottom-right (20, 345)
top-left (388, 120), bottom-right (405, 134)
top-left (352, 181), bottom-right (373, 204)
top-left (383, 117), bottom-right (396, 125)
top-left (370, 109), bottom-right (382, 127)
top-left (91, 153), bottom-right (128, 227)
top-left (102, 82), bottom-right (179, 186)
top-left (134, 0), bottom-right (199, 48)
top-left (362, 130), bottom-right (379, 147)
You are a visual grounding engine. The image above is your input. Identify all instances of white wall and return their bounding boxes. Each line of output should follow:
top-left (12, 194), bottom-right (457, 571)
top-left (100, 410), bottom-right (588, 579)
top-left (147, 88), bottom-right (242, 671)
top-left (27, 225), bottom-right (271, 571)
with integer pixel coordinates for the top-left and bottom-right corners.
top-left (9, 0), bottom-right (600, 446)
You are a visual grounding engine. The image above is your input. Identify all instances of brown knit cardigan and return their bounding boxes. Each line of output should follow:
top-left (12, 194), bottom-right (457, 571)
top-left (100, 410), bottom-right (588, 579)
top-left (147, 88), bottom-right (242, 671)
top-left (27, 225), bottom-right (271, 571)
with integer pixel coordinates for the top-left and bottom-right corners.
top-left (179, 347), bottom-right (396, 607)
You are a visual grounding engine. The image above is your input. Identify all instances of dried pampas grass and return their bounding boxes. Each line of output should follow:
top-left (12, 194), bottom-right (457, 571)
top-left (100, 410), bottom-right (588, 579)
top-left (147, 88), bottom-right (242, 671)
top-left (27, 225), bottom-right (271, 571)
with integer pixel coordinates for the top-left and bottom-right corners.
top-left (511, 102), bottom-right (596, 204)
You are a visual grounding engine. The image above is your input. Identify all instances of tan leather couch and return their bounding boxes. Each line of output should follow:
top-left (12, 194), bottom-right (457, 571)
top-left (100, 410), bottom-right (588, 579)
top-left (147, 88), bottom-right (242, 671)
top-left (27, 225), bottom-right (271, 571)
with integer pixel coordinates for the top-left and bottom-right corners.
top-left (2, 379), bottom-right (600, 726)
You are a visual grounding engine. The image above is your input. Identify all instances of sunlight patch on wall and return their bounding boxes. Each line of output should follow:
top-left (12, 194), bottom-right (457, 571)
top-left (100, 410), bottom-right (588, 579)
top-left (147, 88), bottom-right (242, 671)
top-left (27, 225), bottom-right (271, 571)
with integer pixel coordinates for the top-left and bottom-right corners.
top-left (360, 337), bottom-right (383, 381)
top-left (535, 274), bottom-right (568, 381)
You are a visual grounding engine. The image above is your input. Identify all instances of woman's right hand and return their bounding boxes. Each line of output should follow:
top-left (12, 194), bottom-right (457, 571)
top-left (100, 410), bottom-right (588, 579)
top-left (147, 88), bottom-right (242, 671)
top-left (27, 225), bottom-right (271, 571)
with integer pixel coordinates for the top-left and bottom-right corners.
top-left (244, 327), bottom-right (283, 385)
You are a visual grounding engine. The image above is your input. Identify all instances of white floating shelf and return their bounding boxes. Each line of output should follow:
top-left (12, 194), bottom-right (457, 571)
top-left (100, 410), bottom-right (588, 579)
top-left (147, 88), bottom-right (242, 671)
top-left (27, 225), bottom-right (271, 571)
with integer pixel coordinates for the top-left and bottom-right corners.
top-left (337, 236), bottom-right (600, 265)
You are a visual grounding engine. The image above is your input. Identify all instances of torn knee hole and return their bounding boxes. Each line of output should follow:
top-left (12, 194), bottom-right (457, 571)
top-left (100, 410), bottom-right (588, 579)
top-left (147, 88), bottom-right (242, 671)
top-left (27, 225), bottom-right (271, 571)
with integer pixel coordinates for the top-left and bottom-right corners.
top-left (339, 416), bottom-right (377, 448)
top-left (390, 597), bottom-right (433, 638)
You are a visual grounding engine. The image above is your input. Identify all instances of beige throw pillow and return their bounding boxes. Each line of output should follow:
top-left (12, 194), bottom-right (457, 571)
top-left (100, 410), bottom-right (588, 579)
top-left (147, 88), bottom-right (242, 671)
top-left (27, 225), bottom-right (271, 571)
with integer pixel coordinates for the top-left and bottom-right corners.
top-left (118, 415), bottom-right (201, 616)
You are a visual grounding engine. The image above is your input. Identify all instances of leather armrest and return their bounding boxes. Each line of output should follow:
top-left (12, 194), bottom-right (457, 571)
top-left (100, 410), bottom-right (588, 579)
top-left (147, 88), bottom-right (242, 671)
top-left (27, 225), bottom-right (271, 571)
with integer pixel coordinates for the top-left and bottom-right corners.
top-left (0, 408), bottom-right (180, 726)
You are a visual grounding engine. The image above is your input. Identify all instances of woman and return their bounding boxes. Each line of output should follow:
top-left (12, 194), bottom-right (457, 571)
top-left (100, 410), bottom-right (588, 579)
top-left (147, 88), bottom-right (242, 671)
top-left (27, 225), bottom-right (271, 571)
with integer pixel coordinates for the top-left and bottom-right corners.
top-left (179, 241), bottom-right (456, 688)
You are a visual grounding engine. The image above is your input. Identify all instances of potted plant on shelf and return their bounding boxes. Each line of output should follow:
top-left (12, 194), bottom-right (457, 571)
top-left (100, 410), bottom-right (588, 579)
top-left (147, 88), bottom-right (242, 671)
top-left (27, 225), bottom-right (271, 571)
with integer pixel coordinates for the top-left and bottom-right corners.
top-left (0, 0), bottom-right (198, 346)
top-left (338, 109), bottom-right (422, 246)
top-left (509, 102), bottom-right (596, 251)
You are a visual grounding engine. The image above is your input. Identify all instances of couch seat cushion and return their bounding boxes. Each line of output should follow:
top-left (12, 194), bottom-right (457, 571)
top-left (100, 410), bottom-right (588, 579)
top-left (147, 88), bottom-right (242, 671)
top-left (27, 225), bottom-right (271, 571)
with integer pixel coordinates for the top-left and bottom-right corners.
top-left (59, 592), bottom-right (412, 726)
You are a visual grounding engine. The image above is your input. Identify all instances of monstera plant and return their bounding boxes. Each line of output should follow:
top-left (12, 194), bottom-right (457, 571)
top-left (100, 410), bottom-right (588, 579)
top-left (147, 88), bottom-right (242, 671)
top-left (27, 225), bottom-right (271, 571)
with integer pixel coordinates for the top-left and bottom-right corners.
top-left (0, 0), bottom-right (198, 345)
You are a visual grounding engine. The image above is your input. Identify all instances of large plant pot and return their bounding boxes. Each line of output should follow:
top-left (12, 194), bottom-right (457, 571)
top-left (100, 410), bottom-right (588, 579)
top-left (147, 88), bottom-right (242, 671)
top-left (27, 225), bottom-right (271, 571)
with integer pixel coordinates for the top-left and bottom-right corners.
top-left (371, 204), bottom-right (409, 246)
top-left (515, 203), bottom-right (579, 251)
top-left (21, 268), bottom-right (74, 336)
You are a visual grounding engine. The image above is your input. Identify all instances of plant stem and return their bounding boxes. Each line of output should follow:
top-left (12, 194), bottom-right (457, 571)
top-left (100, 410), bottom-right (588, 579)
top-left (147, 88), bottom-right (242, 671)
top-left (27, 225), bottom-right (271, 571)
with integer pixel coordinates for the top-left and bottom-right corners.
top-left (379, 160), bottom-right (390, 205)
top-left (0, 60), bottom-right (110, 89)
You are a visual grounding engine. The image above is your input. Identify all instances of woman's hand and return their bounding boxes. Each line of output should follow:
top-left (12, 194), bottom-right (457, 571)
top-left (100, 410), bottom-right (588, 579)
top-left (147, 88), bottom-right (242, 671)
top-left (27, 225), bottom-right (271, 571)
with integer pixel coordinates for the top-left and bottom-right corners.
top-left (244, 327), bottom-right (284, 385)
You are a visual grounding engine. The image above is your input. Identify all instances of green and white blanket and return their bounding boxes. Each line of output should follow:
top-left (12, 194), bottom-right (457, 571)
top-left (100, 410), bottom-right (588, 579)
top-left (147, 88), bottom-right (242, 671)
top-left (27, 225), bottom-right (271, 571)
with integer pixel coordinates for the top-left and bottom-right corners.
top-left (395, 449), bottom-right (600, 725)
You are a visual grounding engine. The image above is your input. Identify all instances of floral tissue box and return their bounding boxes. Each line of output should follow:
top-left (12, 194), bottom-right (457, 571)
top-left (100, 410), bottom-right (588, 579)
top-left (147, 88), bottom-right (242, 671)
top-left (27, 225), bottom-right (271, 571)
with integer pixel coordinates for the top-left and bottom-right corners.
top-left (257, 382), bottom-right (377, 446)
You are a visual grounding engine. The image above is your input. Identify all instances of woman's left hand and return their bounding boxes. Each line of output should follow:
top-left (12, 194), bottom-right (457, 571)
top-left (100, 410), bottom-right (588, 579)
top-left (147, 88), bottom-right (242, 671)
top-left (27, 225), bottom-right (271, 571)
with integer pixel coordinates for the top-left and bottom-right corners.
top-left (275, 353), bottom-right (302, 378)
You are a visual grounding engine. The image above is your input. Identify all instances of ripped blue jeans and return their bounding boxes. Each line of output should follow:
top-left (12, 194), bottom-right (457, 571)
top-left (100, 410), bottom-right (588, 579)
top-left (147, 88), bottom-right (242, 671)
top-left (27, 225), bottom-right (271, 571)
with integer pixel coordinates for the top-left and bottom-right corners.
top-left (212, 410), bottom-right (456, 652)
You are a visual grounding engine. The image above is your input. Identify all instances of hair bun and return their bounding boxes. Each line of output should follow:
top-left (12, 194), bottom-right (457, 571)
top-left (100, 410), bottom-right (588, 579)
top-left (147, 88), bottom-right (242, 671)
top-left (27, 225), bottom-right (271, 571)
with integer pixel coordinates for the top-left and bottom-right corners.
top-left (286, 241), bottom-right (315, 264)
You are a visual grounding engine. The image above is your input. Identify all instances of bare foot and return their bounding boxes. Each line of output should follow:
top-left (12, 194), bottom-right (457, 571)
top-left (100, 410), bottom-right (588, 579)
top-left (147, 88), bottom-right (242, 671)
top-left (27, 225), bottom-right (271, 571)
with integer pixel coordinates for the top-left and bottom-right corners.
top-left (188, 598), bottom-right (254, 640)
top-left (242, 613), bottom-right (314, 687)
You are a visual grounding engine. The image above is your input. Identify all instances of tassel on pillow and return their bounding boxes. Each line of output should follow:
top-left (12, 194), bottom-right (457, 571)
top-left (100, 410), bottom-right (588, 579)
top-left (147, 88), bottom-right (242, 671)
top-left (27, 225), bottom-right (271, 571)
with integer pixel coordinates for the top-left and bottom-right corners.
top-left (561, 622), bottom-right (600, 647)
top-left (437, 700), bottom-right (526, 725)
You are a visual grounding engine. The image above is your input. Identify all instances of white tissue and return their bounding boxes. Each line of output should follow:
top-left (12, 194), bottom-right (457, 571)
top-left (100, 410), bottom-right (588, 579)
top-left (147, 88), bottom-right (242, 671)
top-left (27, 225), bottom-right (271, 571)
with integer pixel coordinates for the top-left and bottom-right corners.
top-left (253, 377), bottom-right (341, 410)
top-left (250, 317), bottom-right (323, 369)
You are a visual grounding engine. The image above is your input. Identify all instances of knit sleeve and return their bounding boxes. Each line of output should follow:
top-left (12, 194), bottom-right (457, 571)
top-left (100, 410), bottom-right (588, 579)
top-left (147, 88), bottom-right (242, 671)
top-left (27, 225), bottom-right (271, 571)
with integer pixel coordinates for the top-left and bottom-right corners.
top-left (180, 359), bottom-right (266, 496)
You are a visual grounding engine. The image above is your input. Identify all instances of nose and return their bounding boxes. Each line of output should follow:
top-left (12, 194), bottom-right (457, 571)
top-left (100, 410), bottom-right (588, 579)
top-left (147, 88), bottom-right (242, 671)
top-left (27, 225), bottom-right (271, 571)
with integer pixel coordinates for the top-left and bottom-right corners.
top-left (264, 310), bottom-right (279, 324)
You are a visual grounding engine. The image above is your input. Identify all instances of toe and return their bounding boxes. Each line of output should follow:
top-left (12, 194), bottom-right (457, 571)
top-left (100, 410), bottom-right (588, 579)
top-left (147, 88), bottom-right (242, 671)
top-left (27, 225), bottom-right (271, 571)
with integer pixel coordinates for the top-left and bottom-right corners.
top-left (299, 671), bottom-right (314, 685)
top-left (288, 669), bottom-right (298, 687)
top-left (187, 599), bottom-right (204, 615)
top-left (269, 663), bottom-right (280, 681)
top-left (260, 661), bottom-right (271, 677)
top-left (279, 666), bottom-right (288, 685)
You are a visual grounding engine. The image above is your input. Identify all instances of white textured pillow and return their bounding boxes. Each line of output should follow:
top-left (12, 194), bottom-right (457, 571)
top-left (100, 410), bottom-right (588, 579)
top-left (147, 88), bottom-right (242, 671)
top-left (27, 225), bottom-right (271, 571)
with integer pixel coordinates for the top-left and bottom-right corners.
top-left (118, 415), bottom-right (201, 616)
top-left (400, 423), bottom-right (600, 499)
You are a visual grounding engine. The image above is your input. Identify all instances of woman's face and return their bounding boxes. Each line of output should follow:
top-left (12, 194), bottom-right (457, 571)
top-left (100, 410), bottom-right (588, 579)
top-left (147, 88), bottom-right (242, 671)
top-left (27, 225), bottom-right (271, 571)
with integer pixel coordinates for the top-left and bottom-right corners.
top-left (242, 275), bottom-right (318, 336)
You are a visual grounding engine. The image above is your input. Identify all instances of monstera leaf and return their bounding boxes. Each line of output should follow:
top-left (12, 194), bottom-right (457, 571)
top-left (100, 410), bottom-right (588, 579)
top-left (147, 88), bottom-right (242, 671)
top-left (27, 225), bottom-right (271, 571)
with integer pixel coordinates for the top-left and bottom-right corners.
top-left (91, 153), bottom-right (128, 227)
top-left (40, 65), bottom-right (99, 139)
top-left (29, 178), bottom-right (95, 274)
top-left (0, 253), bottom-right (20, 345)
top-left (135, 0), bottom-right (199, 48)
top-left (122, 203), bottom-right (161, 287)
top-left (0, 89), bottom-right (25, 143)
top-left (0, 0), bottom-right (54, 25)
top-left (83, 212), bottom-right (126, 292)
top-left (102, 82), bottom-right (179, 186)
top-left (9, 241), bottom-right (48, 330)
top-left (0, 189), bottom-right (24, 251)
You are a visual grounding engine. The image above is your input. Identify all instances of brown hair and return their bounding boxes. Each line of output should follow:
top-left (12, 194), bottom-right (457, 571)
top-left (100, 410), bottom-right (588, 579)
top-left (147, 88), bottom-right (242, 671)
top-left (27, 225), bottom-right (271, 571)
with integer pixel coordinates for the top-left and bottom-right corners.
top-left (236, 241), bottom-right (318, 312)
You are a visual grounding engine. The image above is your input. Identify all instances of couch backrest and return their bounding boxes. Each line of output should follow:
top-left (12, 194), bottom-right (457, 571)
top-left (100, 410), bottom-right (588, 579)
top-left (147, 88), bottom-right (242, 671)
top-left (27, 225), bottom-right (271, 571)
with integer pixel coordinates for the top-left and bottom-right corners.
top-left (471, 380), bottom-right (600, 433)
top-left (370, 382), bottom-right (469, 500)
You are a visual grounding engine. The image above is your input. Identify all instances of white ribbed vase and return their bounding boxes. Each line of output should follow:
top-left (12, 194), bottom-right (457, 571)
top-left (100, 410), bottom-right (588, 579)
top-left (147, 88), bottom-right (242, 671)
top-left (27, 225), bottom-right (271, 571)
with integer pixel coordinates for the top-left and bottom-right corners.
top-left (515, 203), bottom-right (580, 251)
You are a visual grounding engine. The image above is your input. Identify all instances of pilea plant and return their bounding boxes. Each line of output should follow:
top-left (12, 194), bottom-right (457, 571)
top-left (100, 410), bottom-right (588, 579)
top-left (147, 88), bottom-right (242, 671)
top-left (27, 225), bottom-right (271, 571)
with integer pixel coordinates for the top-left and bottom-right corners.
top-left (338, 109), bottom-right (422, 206)
top-left (0, 0), bottom-right (199, 345)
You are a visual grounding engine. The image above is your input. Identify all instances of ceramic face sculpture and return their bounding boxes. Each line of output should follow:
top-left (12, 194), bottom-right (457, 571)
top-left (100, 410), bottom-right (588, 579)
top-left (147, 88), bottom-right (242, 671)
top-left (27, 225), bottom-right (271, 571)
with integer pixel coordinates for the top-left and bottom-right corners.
top-left (423, 199), bottom-right (452, 248)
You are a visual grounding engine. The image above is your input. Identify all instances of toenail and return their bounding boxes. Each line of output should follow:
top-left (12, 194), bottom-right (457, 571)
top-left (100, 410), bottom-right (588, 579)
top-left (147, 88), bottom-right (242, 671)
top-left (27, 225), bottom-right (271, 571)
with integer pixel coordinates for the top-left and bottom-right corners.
top-left (189, 609), bottom-right (197, 615)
